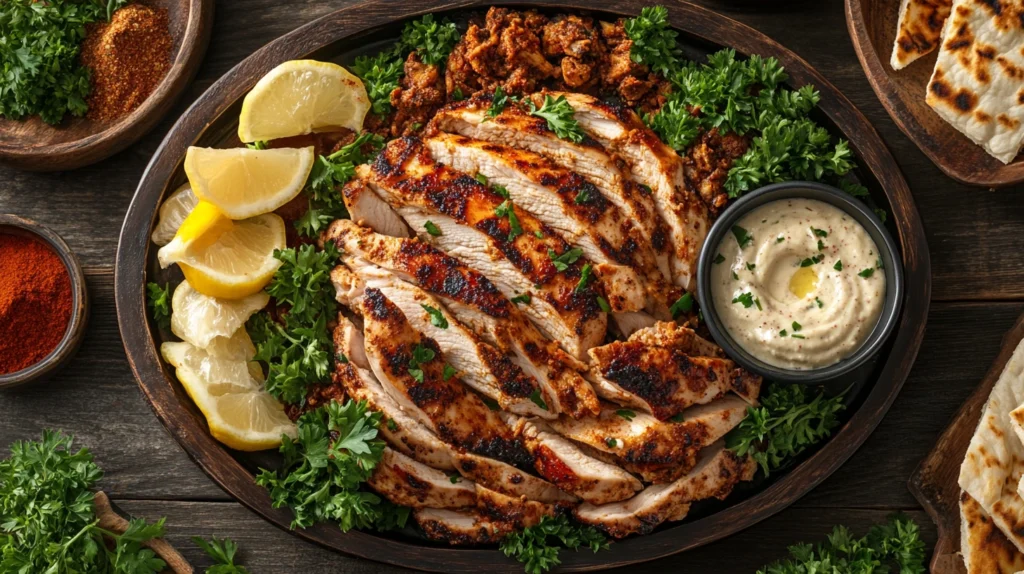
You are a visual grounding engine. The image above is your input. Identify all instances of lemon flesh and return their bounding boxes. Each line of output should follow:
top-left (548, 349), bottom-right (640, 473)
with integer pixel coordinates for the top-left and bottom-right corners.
top-left (151, 183), bottom-right (198, 246)
top-left (175, 213), bottom-right (287, 299)
top-left (185, 146), bottom-right (314, 220)
top-left (238, 60), bottom-right (370, 143)
top-left (171, 280), bottom-right (269, 349)
top-left (156, 200), bottom-right (233, 269)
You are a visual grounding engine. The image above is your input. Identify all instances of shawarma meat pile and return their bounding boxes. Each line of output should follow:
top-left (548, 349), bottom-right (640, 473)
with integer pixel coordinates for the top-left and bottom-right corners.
top-left (313, 90), bottom-right (763, 545)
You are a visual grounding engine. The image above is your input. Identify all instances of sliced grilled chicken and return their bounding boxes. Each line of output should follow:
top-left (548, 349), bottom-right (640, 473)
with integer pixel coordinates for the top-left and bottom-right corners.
top-left (322, 219), bottom-right (600, 419)
top-left (475, 484), bottom-right (557, 527)
top-left (588, 339), bottom-right (762, 420)
top-left (574, 442), bottom-right (757, 538)
top-left (369, 448), bottom-right (477, 509)
top-left (356, 286), bottom-right (533, 469)
top-left (332, 318), bottom-right (458, 471)
top-left (414, 508), bottom-right (517, 545)
top-left (627, 321), bottom-right (724, 358)
top-left (424, 133), bottom-right (668, 321)
top-left (431, 99), bottom-right (673, 281)
top-left (454, 452), bottom-right (577, 505)
top-left (555, 92), bottom-right (710, 292)
top-left (356, 137), bottom-right (608, 361)
top-left (341, 179), bottom-right (410, 238)
top-left (548, 396), bottom-right (749, 466)
top-left (507, 415), bottom-right (642, 504)
top-left (330, 262), bottom-right (553, 418)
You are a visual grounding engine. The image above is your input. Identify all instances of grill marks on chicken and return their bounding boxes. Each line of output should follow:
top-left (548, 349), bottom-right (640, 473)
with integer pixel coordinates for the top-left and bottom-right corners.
top-left (369, 448), bottom-right (477, 509)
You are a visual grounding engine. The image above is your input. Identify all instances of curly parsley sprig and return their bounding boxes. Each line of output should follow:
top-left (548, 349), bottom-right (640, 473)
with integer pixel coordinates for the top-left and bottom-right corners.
top-left (529, 95), bottom-right (586, 143)
top-left (146, 282), bottom-right (172, 330)
top-left (499, 515), bottom-right (609, 574)
top-left (399, 14), bottom-right (460, 67)
top-left (295, 132), bottom-right (385, 237)
top-left (624, 6), bottom-right (682, 76)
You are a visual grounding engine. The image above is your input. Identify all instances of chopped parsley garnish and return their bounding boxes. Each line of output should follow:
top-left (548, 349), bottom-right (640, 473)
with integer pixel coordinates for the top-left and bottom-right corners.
top-left (449, 474), bottom-right (461, 484)
top-left (548, 247), bottom-right (583, 272)
top-left (246, 140), bottom-right (268, 150)
top-left (511, 293), bottom-right (532, 305)
top-left (733, 292), bottom-right (755, 308)
top-left (754, 297), bottom-right (762, 311)
top-left (858, 268), bottom-right (875, 278)
top-left (638, 183), bottom-right (653, 194)
top-left (800, 254), bottom-right (825, 267)
top-left (791, 334), bottom-right (806, 339)
top-left (669, 413), bottom-right (685, 422)
top-left (530, 389), bottom-right (548, 410)
top-left (834, 260), bottom-right (843, 271)
top-left (669, 293), bottom-right (694, 317)
top-left (779, 329), bottom-right (788, 337)
top-left (442, 364), bottom-right (458, 381)
top-left (576, 263), bottom-right (594, 292)
top-left (815, 297), bottom-right (823, 308)
top-left (407, 343), bottom-right (436, 382)
top-left (732, 271), bottom-right (740, 280)
top-left (475, 173), bottom-right (488, 185)
top-left (296, 131), bottom-right (385, 237)
top-left (499, 515), bottom-right (608, 574)
top-left (494, 200), bottom-right (523, 241)
top-left (386, 418), bottom-right (398, 431)
top-left (574, 187), bottom-right (591, 204)
top-left (424, 220), bottom-right (442, 236)
top-left (812, 227), bottom-right (828, 237)
top-left (534, 230), bottom-right (544, 239)
top-left (529, 95), bottom-right (585, 143)
top-left (746, 262), bottom-right (756, 271)
top-left (616, 409), bottom-right (636, 421)
top-left (817, 239), bottom-right (825, 251)
top-left (731, 225), bottom-right (754, 248)
top-left (605, 438), bottom-right (617, 448)
top-left (146, 282), bottom-right (172, 330)
top-left (482, 397), bottom-right (501, 411)
top-left (791, 321), bottom-right (802, 332)
top-left (776, 236), bottom-right (785, 243)
top-left (452, 87), bottom-right (465, 101)
top-left (352, 49), bottom-right (404, 117)
top-left (486, 86), bottom-right (511, 118)
top-left (337, 352), bottom-right (349, 364)
top-left (596, 296), bottom-right (611, 313)
top-left (421, 304), bottom-right (448, 329)
top-left (714, 253), bottom-right (726, 264)
top-left (492, 183), bottom-right (510, 199)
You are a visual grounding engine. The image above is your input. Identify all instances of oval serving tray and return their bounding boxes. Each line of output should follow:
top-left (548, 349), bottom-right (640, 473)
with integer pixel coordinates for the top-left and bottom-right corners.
top-left (116, 1), bottom-right (932, 571)
top-left (0, 0), bottom-right (214, 172)
top-left (845, 0), bottom-right (1024, 188)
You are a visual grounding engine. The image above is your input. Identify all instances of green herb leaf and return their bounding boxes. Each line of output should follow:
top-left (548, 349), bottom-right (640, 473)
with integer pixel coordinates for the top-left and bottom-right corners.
top-left (669, 413), bottom-right (685, 423)
top-left (449, 474), bottom-right (461, 484)
top-left (534, 230), bottom-right (544, 239)
top-left (146, 282), bottom-right (172, 330)
top-left (352, 48), bottom-right (404, 116)
top-left (194, 536), bottom-right (250, 574)
top-left (421, 304), bottom-right (449, 329)
top-left (246, 140), bottom-right (268, 150)
top-left (624, 6), bottom-right (681, 76)
top-left (669, 293), bottom-right (694, 317)
top-left (616, 409), bottom-right (636, 421)
top-left (605, 437), bottom-right (617, 448)
top-left (834, 260), bottom-right (843, 271)
top-left (811, 227), bottom-right (828, 237)
top-left (511, 293), bottom-right (532, 305)
top-left (791, 334), bottom-right (806, 339)
top-left (474, 173), bottom-right (488, 185)
top-left (731, 225), bottom-right (754, 248)
top-left (791, 321), bottom-right (802, 332)
top-left (499, 515), bottom-right (608, 574)
top-left (779, 329), bottom-right (788, 337)
top-left (548, 247), bottom-right (584, 272)
top-left (486, 86), bottom-right (510, 118)
top-left (407, 343), bottom-right (436, 383)
top-left (442, 363), bottom-right (458, 381)
top-left (732, 292), bottom-right (755, 308)
top-left (529, 95), bottom-right (585, 143)
top-left (424, 221), bottom-right (442, 236)
top-left (858, 268), bottom-right (875, 278)
top-left (530, 389), bottom-right (548, 411)
top-left (494, 200), bottom-right (523, 241)
top-left (746, 262), bottom-right (756, 271)
top-left (296, 132), bottom-right (384, 237)
top-left (576, 263), bottom-right (594, 292)
top-left (596, 296), bottom-right (611, 313)
top-left (815, 297), bottom-right (823, 308)
top-left (714, 253), bottom-right (726, 264)
top-left (398, 14), bottom-right (460, 67)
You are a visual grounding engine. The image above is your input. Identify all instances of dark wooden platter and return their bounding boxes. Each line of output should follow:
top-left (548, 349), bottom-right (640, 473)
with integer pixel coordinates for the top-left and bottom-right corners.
top-left (0, 0), bottom-right (214, 172)
top-left (115, 1), bottom-right (932, 571)
top-left (845, 0), bottom-right (1024, 188)
top-left (909, 312), bottom-right (1024, 573)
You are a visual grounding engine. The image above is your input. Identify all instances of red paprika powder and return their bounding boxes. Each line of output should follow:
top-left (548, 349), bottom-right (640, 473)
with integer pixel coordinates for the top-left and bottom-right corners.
top-left (0, 233), bottom-right (73, 375)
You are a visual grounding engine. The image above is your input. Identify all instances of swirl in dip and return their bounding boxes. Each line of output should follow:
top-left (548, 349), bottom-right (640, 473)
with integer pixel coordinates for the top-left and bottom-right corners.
top-left (710, 198), bottom-right (885, 370)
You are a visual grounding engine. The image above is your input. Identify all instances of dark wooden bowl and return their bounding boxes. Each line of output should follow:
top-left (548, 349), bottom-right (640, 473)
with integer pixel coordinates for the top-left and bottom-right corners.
top-left (0, 0), bottom-right (214, 172)
top-left (845, 0), bottom-right (1024, 187)
top-left (0, 214), bottom-right (90, 390)
top-left (115, 1), bottom-right (932, 571)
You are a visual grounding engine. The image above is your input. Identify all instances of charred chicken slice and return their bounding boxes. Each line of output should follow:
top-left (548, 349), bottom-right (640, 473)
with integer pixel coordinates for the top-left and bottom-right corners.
top-left (626, 321), bottom-right (724, 358)
top-left (414, 508), bottom-right (517, 545)
top-left (369, 448), bottom-right (477, 509)
top-left (356, 136), bottom-right (608, 361)
top-left (341, 179), bottom-right (410, 238)
top-left (453, 451), bottom-right (577, 505)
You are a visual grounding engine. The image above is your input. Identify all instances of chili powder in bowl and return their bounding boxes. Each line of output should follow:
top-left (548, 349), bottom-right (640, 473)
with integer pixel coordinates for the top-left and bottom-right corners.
top-left (0, 215), bottom-right (89, 389)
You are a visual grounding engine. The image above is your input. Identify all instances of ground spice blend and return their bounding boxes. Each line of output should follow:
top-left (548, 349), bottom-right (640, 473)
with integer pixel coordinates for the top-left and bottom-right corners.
top-left (80, 4), bottom-right (173, 121)
top-left (0, 234), bottom-right (73, 375)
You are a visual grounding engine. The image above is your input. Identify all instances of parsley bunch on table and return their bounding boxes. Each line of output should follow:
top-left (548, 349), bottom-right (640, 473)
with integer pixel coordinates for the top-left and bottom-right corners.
top-left (727, 383), bottom-right (846, 476)
top-left (247, 242), bottom-right (340, 405)
top-left (499, 515), bottom-right (608, 574)
top-left (193, 536), bottom-right (251, 574)
top-left (295, 131), bottom-right (385, 237)
top-left (0, 430), bottom-right (168, 573)
top-left (256, 400), bottom-right (410, 532)
top-left (757, 514), bottom-right (926, 574)
top-left (0, 0), bottom-right (128, 124)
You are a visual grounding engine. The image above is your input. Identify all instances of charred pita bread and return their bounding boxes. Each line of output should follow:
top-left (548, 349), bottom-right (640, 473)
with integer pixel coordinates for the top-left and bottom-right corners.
top-left (960, 337), bottom-right (1024, 555)
top-left (925, 0), bottom-right (1024, 164)
top-left (890, 0), bottom-right (953, 70)
top-left (961, 491), bottom-right (1024, 573)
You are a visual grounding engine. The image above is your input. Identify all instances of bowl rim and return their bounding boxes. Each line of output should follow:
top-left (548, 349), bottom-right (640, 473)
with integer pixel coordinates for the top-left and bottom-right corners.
top-left (695, 181), bottom-right (905, 383)
top-left (0, 214), bottom-right (89, 389)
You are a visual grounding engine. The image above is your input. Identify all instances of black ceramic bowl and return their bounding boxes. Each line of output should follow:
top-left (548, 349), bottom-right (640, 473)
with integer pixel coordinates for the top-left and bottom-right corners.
top-left (695, 182), bottom-right (903, 383)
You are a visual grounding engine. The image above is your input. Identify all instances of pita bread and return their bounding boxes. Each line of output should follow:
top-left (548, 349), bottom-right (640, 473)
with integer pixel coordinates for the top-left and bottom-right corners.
top-left (959, 337), bottom-right (1024, 555)
top-left (961, 491), bottom-right (1024, 573)
top-left (925, 0), bottom-right (1024, 164)
top-left (891, 0), bottom-right (953, 70)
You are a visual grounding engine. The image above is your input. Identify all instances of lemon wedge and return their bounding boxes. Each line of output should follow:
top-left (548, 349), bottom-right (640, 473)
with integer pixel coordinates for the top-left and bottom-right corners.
top-left (171, 280), bottom-right (269, 349)
top-left (162, 341), bottom-right (295, 451)
top-left (237, 60), bottom-right (370, 143)
top-left (151, 183), bottom-right (198, 246)
top-left (171, 213), bottom-right (287, 299)
top-left (184, 146), bottom-right (314, 219)
top-left (156, 200), bottom-right (233, 269)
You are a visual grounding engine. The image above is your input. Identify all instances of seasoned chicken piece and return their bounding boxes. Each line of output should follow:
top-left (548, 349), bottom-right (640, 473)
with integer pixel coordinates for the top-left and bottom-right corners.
top-left (431, 100), bottom-right (672, 281)
top-left (680, 128), bottom-right (749, 214)
top-left (369, 448), bottom-right (477, 509)
top-left (454, 452), bottom-right (577, 505)
top-left (341, 179), bottom-right (409, 239)
top-left (554, 92), bottom-right (709, 292)
top-left (332, 318), bottom-right (458, 471)
top-left (588, 339), bottom-right (762, 420)
top-left (330, 263), bottom-right (553, 418)
top-left (389, 52), bottom-right (446, 137)
top-left (626, 321), bottom-right (723, 358)
top-left (356, 137), bottom-right (608, 361)
top-left (356, 287), bottom-right (533, 469)
top-left (424, 133), bottom-right (671, 325)
top-left (575, 442), bottom-right (757, 537)
top-left (322, 219), bottom-right (600, 419)
top-left (548, 396), bottom-right (749, 467)
top-left (414, 508), bottom-right (517, 545)
top-left (507, 415), bottom-right (642, 504)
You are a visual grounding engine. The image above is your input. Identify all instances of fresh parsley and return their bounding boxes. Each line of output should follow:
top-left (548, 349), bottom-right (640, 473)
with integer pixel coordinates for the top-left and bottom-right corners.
top-left (548, 247), bottom-right (583, 272)
top-left (499, 515), bottom-right (608, 574)
top-left (616, 409), bottom-right (636, 421)
top-left (407, 343), bottom-right (436, 383)
top-left (624, 6), bottom-right (681, 76)
top-left (193, 536), bottom-right (250, 574)
top-left (529, 389), bottom-right (548, 411)
top-left (256, 400), bottom-right (409, 532)
top-left (669, 293), bottom-right (693, 317)
top-left (859, 268), bottom-right (875, 278)
top-left (732, 292), bottom-right (755, 308)
top-left (732, 225), bottom-right (753, 248)
top-left (352, 48), bottom-right (404, 117)
top-left (494, 200), bottom-right (523, 241)
top-left (727, 384), bottom-right (846, 476)
top-left (146, 282), bottom-right (172, 330)
top-left (442, 363), bottom-right (458, 381)
top-left (296, 132), bottom-right (384, 237)
top-left (486, 86), bottom-right (512, 118)
top-left (511, 293), bottom-right (532, 305)
top-left (605, 437), bottom-right (617, 448)
top-left (529, 95), bottom-right (585, 143)
top-left (596, 296), bottom-right (611, 313)
top-left (398, 14), bottom-right (460, 67)
top-left (791, 321), bottom-right (802, 332)
top-left (834, 260), bottom-right (843, 271)
top-left (424, 220), bottom-right (442, 236)
top-left (576, 263), bottom-right (594, 292)
top-left (421, 304), bottom-right (449, 329)
top-left (714, 253), bottom-right (726, 264)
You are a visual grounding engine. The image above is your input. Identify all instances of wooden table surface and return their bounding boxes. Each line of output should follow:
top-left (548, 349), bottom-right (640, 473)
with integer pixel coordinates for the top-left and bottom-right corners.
top-left (1, 0), bottom-right (1021, 571)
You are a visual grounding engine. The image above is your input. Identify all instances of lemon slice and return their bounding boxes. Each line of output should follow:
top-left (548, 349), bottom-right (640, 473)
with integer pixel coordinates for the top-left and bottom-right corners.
top-left (162, 341), bottom-right (295, 451)
top-left (171, 280), bottom-right (269, 349)
top-left (156, 200), bottom-right (233, 269)
top-left (185, 146), bottom-right (314, 219)
top-left (151, 183), bottom-right (198, 246)
top-left (237, 60), bottom-right (370, 143)
top-left (174, 213), bottom-right (287, 299)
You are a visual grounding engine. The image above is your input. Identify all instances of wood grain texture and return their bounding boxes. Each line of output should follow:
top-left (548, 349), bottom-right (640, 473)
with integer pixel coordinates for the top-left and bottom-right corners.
top-left (845, 0), bottom-right (1024, 187)
top-left (114, 0), bottom-right (929, 570)
top-left (0, 0), bottom-right (214, 172)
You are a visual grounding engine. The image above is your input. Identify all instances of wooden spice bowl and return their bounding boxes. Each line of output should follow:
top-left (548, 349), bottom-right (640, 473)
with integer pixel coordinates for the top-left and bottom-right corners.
top-left (0, 215), bottom-right (90, 390)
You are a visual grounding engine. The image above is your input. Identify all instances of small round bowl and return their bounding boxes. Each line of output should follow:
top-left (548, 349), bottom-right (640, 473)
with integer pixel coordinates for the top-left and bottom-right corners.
top-left (695, 181), bottom-right (904, 383)
top-left (0, 215), bottom-right (90, 390)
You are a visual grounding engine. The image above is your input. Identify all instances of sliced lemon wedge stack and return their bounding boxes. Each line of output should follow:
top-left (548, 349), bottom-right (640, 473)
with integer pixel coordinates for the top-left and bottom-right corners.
top-left (162, 340), bottom-right (295, 451)
top-left (170, 280), bottom-right (269, 349)
top-left (237, 60), bottom-right (370, 143)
